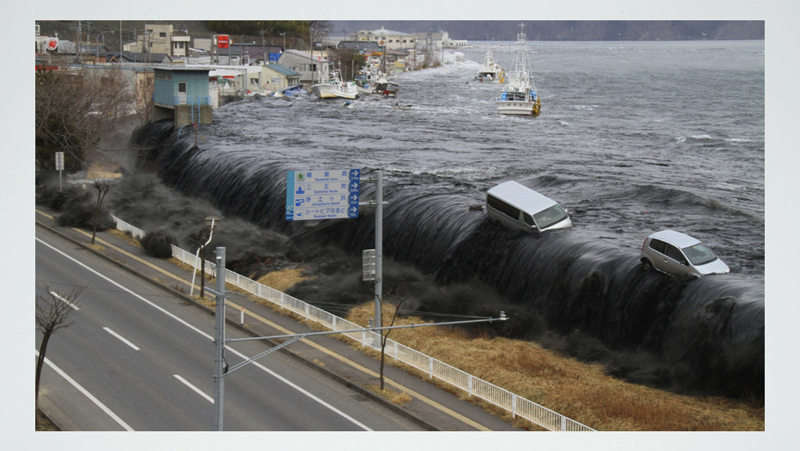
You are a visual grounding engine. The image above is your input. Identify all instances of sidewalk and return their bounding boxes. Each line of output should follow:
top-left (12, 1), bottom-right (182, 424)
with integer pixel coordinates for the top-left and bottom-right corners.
top-left (35, 206), bottom-right (524, 432)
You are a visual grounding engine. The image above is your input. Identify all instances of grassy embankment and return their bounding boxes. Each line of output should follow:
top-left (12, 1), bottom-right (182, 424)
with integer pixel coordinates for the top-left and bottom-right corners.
top-left (114, 230), bottom-right (763, 431)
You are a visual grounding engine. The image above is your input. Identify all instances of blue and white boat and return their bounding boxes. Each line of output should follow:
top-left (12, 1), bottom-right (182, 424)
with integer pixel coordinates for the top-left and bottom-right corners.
top-left (497, 23), bottom-right (541, 117)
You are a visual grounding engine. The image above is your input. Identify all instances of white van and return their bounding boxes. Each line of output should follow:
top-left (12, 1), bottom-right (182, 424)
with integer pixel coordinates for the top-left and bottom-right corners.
top-left (486, 181), bottom-right (573, 233)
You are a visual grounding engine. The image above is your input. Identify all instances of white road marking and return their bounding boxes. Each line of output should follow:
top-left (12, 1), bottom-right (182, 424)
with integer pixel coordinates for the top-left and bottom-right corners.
top-left (174, 375), bottom-right (214, 403)
top-left (35, 350), bottom-right (134, 431)
top-left (49, 290), bottom-right (79, 310)
top-left (103, 327), bottom-right (140, 351)
top-left (37, 237), bottom-right (372, 431)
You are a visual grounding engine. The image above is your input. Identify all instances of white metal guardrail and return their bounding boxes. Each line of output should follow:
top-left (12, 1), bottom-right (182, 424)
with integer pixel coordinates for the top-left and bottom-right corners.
top-left (112, 215), bottom-right (146, 240)
top-left (113, 216), bottom-right (594, 431)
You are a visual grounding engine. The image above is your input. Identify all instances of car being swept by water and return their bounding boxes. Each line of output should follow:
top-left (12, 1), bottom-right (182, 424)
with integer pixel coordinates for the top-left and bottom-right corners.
top-left (486, 181), bottom-right (572, 233)
top-left (640, 230), bottom-right (730, 278)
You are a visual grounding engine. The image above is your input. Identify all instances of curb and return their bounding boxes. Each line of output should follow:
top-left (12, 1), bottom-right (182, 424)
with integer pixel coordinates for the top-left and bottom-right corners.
top-left (35, 220), bottom-right (439, 431)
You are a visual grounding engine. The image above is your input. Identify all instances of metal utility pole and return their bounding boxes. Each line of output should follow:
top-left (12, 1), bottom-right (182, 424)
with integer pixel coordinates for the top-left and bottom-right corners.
top-left (213, 247), bottom-right (226, 431)
top-left (310, 27), bottom-right (314, 84)
top-left (374, 170), bottom-right (383, 335)
top-left (259, 30), bottom-right (266, 62)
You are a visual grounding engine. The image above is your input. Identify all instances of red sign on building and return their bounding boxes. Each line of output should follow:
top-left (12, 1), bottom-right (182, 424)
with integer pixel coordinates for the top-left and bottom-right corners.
top-left (217, 35), bottom-right (230, 49)
top-left (46, 38), bottom-right (58, 51)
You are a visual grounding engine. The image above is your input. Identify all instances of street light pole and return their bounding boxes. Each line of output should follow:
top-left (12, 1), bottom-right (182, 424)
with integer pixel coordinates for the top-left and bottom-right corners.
top-left (213, 247), bottom-right (226, 431)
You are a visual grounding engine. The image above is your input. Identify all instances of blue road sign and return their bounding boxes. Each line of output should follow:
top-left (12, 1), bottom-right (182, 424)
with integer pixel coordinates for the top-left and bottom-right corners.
top-left (286, 169), bottom-right (360, 221)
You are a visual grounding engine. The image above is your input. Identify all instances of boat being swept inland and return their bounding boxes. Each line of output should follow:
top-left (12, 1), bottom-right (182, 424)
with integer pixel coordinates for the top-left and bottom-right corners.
top-left (496, 23), bottom-right (541, 117)
top-left (310, 70), bottom-right (359, 100)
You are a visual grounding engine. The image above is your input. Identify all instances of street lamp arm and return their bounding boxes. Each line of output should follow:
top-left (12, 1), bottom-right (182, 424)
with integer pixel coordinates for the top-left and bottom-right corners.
top-left (225, 335), bottom-right (305, 376)
top-left (227, 312), bottom-right (508, 345)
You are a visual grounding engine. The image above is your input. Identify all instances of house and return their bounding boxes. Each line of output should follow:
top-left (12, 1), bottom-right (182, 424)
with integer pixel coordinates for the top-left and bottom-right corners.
top-left (277, 49), bottom-right (330, 85)
top-left (414, 31), bottom-right (446, 49)
top-left (152, 67), bottom-right (213, 127)
top-left (107, 52), bottom-right (174, 65)
top-left (227, 43), bottom-right (284, 64)
top-left (123, 24), bottom-right (192, 58)
top-left (260, 63), bottom-right (302, 93)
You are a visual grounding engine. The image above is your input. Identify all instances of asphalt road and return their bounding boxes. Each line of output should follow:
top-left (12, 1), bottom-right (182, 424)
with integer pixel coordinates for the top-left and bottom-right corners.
top-left (35, 229), bottom-right (424, 431)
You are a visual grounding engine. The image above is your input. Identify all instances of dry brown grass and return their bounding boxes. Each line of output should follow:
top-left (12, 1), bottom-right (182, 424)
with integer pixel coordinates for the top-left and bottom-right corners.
top-left (345, 303), bottom-right (764, 431)
top-left (256, 268), bottom-right (311, 292)
top-left (36, 410), bottom-right (58, 431)
top-left (108, 229), bottom-right (142, 248)
top-left (365, 385), bottom-right (413, 405)
top-left (160, 256), bottom-right (762, 431)
top-left (87, 243), bottom-right (106, 252)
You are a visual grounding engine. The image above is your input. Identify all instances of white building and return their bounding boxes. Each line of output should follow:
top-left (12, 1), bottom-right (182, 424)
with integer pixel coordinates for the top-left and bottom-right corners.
top-left (277, 49), bottom-right (330, 84)
top-left (350, 27), bottom-right (417, 52)
top-left (123, 24), bottom-right (191, 58)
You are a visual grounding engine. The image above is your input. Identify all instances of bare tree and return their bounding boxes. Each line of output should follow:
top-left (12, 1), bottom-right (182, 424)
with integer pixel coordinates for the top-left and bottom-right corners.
top-left (36, 67), bottom-right (134, 175)
top-left (35, 286), bottom-right (82, 411)
top-left (379, 295), bottom-right (406, 391)
top-left (91, 179), bottom-right (113, 244)
top-left (133, 71), bottom-right (154, 126)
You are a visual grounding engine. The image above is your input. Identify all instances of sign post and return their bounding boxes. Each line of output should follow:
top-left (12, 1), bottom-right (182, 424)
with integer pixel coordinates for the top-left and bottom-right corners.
top-left (55, 152), bottom-right (64, 192)
top-left (286, 168), bottom-right (385, 342)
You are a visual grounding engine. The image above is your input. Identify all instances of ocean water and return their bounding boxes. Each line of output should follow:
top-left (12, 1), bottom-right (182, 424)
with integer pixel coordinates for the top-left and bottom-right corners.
top-left (202, 39), bottom-right (765, 275)
top-left (130, 39), bottom-right (765, 396)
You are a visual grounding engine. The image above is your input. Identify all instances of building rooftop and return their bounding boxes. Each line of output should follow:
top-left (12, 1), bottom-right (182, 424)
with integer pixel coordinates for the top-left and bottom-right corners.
top-left (263, 63), bottom-right (300, 77)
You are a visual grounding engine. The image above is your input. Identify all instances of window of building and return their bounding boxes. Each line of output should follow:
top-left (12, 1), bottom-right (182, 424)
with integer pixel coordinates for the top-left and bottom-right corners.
top-left (178, 82), bottom-right (187, 94)
top-left (160, 32), bottom-right (167, 38)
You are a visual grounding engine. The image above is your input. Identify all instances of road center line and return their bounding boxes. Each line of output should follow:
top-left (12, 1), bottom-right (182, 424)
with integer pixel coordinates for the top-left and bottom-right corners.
top-left (35, 350), bottom-right (134, 431)
top-left (103, 327), bottom-right (140, 351)
top-left (36, 236), bottom-right (372, 431)
top-left (50, 290), bottom-right (80, 310)
top-left (174, 375), bottom-right (214, 403)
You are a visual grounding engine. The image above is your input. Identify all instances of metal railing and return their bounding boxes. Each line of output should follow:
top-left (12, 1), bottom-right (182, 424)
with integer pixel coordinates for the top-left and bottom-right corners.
top-left (173, 95), bottom-right (212, 106)
top-left (112, 215), bottom-right (146, 240)
top-left (113, 215), bottom-right (594, 431)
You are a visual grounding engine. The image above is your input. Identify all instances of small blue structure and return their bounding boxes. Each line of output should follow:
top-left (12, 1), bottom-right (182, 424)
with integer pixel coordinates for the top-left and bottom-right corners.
top-left (153, 67), bottom-right (213, 127)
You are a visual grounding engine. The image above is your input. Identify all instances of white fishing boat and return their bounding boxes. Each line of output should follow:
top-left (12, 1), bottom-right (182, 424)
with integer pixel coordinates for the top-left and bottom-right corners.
top-left (310, 70), bottom-right (359, 100)
top-left (496, 23), bottom-right (541, 117)
top-left (475, 50), bottom-right (505, 82)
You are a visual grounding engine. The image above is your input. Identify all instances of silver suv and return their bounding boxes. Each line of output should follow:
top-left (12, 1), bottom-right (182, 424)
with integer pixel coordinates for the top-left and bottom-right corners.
top-left (640, 230), bottom-right (730, 278)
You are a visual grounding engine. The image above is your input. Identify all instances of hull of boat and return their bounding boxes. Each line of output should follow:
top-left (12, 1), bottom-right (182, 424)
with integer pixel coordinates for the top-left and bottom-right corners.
top-left (311, 84), bottom-right (358, 100)
top-left (496, 99), bottom-right (540, 116)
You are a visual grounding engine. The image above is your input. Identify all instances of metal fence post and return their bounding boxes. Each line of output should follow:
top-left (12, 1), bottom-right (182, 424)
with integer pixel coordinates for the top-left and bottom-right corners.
top-left (468, 375), bottom-right (473, 397)
top-left (561, 416), bottom-right (567, 431)
top-left (429, 358), bottom-right (434, 379)
top-left (512, 395), bottom-right (517, 418)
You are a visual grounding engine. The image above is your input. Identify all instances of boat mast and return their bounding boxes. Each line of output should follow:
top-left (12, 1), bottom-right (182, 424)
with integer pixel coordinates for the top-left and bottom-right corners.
top-left (512, 23), bottom-right (530, 85)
